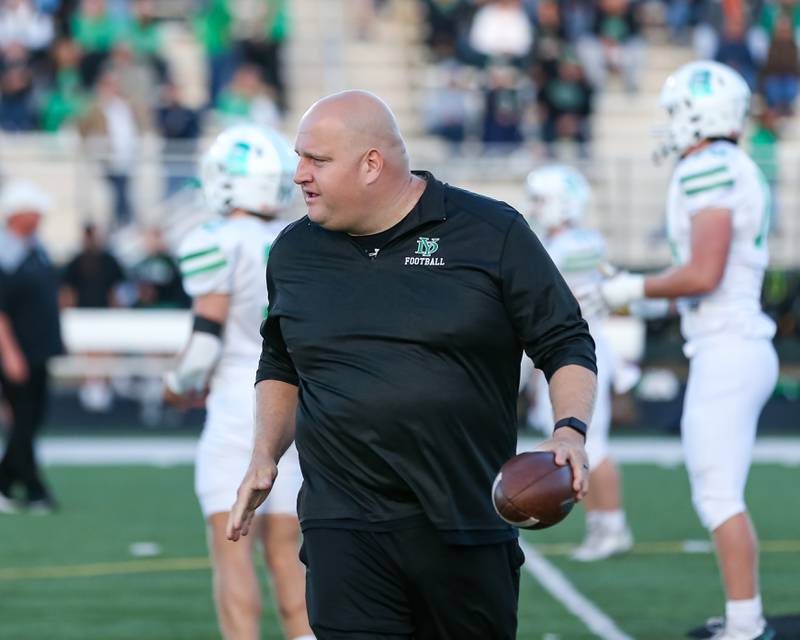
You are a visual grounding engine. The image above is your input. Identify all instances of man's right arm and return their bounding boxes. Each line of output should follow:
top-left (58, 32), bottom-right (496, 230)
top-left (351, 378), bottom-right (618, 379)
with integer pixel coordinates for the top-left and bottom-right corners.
top-left (227, 380), bottom-right (298, 541)
top-left (228, 248), bottom-right (299, 541)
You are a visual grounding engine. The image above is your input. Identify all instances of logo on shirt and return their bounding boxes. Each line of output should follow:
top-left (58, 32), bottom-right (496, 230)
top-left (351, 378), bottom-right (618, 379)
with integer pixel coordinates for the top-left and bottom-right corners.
top-left (405, 237), bottom-right (445, 266)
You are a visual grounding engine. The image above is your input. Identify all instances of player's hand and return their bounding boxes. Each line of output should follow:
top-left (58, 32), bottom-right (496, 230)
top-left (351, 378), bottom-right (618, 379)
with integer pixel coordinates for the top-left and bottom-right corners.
top-left (600, 271), bottom-right (646, 311)
top-left (1, 348), bottom-right (29, 384)
top-left (535, 429), bottom-right (590, 500)
top-left (572, 281), bottom-right (607, 318)
top-left (162, 385), bottom-right (207, 411)
top-left (226, 458), bottom-right (278, 541)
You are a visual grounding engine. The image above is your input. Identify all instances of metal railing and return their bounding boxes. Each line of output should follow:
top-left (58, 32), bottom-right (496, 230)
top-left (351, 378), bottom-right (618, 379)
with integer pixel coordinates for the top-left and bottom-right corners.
top-left (1, 132), bottom-right (796, 269)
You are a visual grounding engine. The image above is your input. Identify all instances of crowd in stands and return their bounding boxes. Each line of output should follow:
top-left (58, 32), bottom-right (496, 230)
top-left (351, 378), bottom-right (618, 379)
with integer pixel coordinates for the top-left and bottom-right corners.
top-left (0, 0), bottom-right (288, 225)
top-left (417, 0), bottom-right (800, 160)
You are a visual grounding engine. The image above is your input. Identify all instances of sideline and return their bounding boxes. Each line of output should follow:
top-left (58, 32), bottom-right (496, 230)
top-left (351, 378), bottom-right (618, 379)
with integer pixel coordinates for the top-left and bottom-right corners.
top-left (519, 539), bottom-right (634, 640)
top-left (38, 436), bottom-right (800, 466)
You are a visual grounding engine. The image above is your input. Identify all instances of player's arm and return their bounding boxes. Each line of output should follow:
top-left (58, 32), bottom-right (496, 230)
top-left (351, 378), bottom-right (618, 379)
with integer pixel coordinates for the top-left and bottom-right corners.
top-left (163, 293), bottom-right (229, 408)
top-left (643, 207), bottom-right (732, 298)
top-left (601, 208), bottom-right (732, 308)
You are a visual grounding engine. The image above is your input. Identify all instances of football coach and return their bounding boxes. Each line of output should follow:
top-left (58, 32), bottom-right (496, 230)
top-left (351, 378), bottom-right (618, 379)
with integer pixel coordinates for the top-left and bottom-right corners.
top-left (229, 90), bottom-right (597, 639)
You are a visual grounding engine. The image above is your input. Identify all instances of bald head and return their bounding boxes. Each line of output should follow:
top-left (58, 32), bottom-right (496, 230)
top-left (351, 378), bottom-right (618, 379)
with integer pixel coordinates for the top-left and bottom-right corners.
top-left (293, 90), bottom-right (425, 234)
top-left (299, 90), bottom-right (408, 166)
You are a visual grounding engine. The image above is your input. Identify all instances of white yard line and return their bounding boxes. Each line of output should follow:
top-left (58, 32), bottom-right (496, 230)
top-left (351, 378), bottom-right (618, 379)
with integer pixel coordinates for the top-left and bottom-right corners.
top-left (37, 436), bottom-right (800, 466)
top-left (518, 539), bottom-right (634, 640)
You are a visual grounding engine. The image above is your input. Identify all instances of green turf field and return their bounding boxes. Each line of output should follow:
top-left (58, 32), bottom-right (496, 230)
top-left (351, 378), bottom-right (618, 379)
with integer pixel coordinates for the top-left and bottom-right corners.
top-left (0, 463), bottom-right (797, 639)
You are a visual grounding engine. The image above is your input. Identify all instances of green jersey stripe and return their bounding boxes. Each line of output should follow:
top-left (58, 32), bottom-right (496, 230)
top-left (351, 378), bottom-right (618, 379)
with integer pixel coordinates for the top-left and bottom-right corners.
top-left (179, 247), bottom-right (222, 263)
top-left (679, 165), bottom-right (730, 183)
top-left (181, 259), bottom-right (228, 278)
top-left (562, 256), bottom-right (605, 272)
top-left (684, 180), bottom-right (735, 196)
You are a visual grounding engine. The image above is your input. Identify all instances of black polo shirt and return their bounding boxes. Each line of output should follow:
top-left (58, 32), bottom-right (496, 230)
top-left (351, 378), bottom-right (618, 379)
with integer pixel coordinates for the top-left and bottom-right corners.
top-left (256, 171), bottom-right (596, 544)
top-left (0, 231), bottom-right (63, 365)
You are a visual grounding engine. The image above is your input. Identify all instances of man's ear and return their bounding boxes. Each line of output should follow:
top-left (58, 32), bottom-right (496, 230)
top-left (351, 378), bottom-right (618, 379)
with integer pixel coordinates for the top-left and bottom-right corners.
top-left (363, 149), bottom-right (384, 184)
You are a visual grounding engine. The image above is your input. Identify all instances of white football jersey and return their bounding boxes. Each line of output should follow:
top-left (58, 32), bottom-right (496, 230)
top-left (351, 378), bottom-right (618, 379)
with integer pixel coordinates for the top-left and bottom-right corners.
top-left (666, 140), bottom-right (775, 347)
top-left (545, 227), bottom-right (607, 323)
top-left (178, 215), bottom-right (286, 374)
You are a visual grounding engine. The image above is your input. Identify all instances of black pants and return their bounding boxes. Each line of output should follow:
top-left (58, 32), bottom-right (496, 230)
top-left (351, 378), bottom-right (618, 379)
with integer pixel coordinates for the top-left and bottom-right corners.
top-left (0, 364), bottom-right (50, 501)
top-left (300, 524), bottom-right (524, 639)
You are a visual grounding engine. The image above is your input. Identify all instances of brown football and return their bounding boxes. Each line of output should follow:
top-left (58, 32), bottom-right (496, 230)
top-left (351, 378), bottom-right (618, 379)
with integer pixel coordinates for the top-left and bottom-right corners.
top-left (491, 451), bottom-right (577, 529)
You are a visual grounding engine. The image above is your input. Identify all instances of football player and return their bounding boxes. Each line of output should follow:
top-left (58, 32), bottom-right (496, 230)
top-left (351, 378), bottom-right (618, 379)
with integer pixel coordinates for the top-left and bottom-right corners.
top-left (164, 125), bottom-right (313, 640)
top-left (591, 61), bottom-right (778, 640)
top-left (524, 164), bottom-right (634, 561)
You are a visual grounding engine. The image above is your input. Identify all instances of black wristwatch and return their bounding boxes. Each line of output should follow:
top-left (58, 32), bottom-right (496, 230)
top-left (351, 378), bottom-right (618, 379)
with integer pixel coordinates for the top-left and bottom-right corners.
top-left (553, 417), bottom-right (588, 440)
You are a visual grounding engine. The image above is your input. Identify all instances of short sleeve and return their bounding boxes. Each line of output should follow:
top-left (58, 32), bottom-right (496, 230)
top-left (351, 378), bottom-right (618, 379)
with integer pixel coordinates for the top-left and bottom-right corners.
top-left (678, 161), bottom-right (738, 216)
top-left (501, 216), bottom-right (596, 380)
top-left (255, 253), bottom-right (298, 386)
top-left (177, 222), bottom-right (234, 297)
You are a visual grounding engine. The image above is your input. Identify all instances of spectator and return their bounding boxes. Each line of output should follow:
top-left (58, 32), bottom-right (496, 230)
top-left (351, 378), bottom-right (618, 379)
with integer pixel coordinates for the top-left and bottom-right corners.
top-left (530, 0), bottom-right (570, 86)
top-left (193, 0), bottom-right (236, 107)
top-left (60, 222), bottom-right (125, 308)
top-left (105, 41), bottom-right (159, 107)
top-left (156, 82), bottom-right (201, 197)
top-left (419, 0), bottom-right (470, 52)
top-left (0, 0), bottom-right (54, 55)
top-left (560, 0), bottom-right (597, 41)
top-left (79, 70), bottom-right (149, 227)
top-left (538, 52), bottom-right (593, 157)
top-left (482, 64), bottom-right (525, 149)
top-left (0, 180), bottom-right (63, 514)
top-left (577, 0), bottom-right (645, 93)
top-left (759, 15), bottom-right (800, 114)
top-left (0, 42), bottom-right (35, 131)
top-left (422, 57), bottom-right (470, 145)
top-left (40, 37), bottom-right (88, 132)
top-left (714, 12), bottom-right (758, 89)
top-left (468, 0), bottom-right (533, 65)
top-left (214, 64), bottom-right (280, 129)
top-left (238, 0), bottom-right (289, 113)
top-left (129, 227), bottom-right (189, 309)
top-left (59, 221), bottom-right (126, 413)
top-left (71, 0), bottom-right (124, 88)
top-left (122, 0), bottom-right (167, 84)
top-left (352, 0), bottom-right (390, 40)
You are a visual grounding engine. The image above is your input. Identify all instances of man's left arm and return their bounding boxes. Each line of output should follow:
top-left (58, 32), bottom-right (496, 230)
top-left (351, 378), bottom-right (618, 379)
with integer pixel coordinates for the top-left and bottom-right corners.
top-left (535, 364), bottom-right (595, 499)
top-left (500, 215), bottom-right (597, 499)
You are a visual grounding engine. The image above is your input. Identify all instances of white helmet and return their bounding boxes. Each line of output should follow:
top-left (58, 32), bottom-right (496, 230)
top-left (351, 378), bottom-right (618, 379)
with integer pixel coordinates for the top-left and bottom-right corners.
top-left (658, 61), bottom-right (750, 157)
top-left (525, 164), bottom-right (590, 231)
top-left (200, 124), bottom-right (297, 216)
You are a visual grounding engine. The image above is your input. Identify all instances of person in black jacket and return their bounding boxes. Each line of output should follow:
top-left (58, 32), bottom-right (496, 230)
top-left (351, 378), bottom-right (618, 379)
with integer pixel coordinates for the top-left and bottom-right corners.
top-left (0, 180), bottom-right (63, 514)
top-left (228, 90), bottom-right (597, 639)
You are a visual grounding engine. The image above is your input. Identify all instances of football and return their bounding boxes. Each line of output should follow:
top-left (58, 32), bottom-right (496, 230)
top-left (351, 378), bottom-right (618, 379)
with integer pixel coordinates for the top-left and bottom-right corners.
top-left (491, 451), bottom-right (577, 529)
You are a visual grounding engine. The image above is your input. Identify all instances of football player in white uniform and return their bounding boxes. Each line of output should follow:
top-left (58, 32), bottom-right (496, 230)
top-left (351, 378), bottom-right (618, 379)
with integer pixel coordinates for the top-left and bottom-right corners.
top-left (164, 125), bottom-right (313, 640)
top-left (524, 165), bottom-right (634, 561)
top-left (593, 62), bottom-right (778, 640)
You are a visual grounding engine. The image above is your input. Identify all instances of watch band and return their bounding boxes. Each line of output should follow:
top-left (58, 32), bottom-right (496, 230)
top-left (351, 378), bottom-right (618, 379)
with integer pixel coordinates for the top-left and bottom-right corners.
top-left (553, 416), bottom-right (588, 439)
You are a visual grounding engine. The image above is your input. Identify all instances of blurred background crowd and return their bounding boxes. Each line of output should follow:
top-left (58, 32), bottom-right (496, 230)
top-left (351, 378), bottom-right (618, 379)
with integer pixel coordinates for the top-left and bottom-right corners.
top-left (0, 0), bottom-right (799, 426)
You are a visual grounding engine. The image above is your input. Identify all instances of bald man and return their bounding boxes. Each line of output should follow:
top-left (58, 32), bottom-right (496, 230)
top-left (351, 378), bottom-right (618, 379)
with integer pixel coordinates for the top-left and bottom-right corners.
top-left (229, 91), bottom-right (597, 639)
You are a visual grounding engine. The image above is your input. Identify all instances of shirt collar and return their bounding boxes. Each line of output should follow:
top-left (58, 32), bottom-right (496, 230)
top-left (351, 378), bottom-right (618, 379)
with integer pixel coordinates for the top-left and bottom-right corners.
top-left (408, 170), bottom-right (447, 228)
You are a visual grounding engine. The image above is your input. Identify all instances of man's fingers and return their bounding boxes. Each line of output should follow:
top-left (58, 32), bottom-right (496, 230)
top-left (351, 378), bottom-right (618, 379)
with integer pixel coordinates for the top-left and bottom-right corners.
top-left (568, 456), bottom-right (590, 499)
